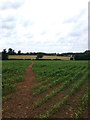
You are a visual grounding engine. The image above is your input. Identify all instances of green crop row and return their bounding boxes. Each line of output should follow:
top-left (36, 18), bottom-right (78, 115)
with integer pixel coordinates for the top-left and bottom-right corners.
top-left (33, 65), bottom-right (83, 95)
top-left (33, 61), bottom-right (87, 82)
top-left (74, 93), bottom-right (88, 119)
top-left (32, 61), bottom-right (87, 95)
top-left (39, 72), bottom-right (88, 119)
top-left (2, 60), bottom-right (32, 96)
top-left (34, 68), bottom-right (87, 107)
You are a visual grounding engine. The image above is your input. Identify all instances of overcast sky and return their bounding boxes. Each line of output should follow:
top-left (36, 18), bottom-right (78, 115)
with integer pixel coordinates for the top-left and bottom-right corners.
top-left (0, 0), bottom-right (89, 53)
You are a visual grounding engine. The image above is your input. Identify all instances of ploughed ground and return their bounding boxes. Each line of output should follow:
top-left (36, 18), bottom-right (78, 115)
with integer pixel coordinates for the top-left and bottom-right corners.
top-left (2, 62), bottom-right (88, 119)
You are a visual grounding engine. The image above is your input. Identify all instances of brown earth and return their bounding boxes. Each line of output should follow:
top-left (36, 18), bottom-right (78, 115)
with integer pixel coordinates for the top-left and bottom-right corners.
top-left (32, 81), bottom-right (88, 118)
top-left (2, 62), bottom-right (88, 119)
top-left (51, 83), bottom-right (88, 119)
top-left (2, 61), bottom-right (38, 118)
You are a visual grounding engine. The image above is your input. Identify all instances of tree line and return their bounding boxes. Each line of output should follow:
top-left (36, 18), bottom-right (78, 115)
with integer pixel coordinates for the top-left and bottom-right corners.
top-left (1, 48), bottom-right (90, 60)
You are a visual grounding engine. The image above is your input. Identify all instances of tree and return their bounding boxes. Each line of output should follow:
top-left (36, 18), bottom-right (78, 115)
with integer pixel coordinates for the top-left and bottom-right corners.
top-left (36, 53), bottom-right (44, 59)
top-left (12, 50), bottom-right (16, 55)
top-left (74, 50), bottom-right (90, 60)
top-left (8, 48), bottom-right (16, 55)
top-left (18, 50), bottom-right (21, 55)
top-left (8, 48), bottom-right (13, 55)
top-left (2, 49), bottom-right (8, 60)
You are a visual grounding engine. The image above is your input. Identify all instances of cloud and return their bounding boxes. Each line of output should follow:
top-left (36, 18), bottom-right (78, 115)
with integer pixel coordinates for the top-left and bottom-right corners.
top-left (0, 0), bottom-right (24, 10)
top-left (0, 0), bottom-right (89, 53)
top-left (64, 8), bottom-right (86, 23)
top-left (55, 33), bottom-right (61, 36)
top-left (1, 22), bottom-right (15, 30)
top-left (40, 31), bottom-right (47, 35)
top-left (0, 15), bottom-right (16, 40)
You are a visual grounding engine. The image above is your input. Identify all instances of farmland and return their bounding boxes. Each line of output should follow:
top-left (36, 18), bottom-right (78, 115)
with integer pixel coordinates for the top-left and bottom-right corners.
top-left (8, 55), bottom-right (70, 60)
top-left (8, 55), bottom-right (37, 60)
top-left (2, 60), bottom-right (32, 96)
top-left (2, 60), bottom-right (88, 118)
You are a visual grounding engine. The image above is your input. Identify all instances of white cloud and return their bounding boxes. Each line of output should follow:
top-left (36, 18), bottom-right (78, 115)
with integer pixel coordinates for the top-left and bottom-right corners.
top-left (0, 0), bottom-right (89, 53)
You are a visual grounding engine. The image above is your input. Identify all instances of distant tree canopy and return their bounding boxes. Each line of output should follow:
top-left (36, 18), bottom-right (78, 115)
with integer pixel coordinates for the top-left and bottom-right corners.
top-left (74, 50), bottom-right (90, 60)
top-left (36, 53), bottom-right (44, 59)
top-left (8, 48), bottom-right (16, 55)
top-left (18, 50), bottom-right (21, 55)
top-left (1, 48), bottom-right (90, 60)
top-left (2, 49), bottom-right (8, 60)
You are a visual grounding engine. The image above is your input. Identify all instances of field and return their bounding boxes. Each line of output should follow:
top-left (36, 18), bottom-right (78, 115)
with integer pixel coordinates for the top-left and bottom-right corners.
top-left (8, 55), bottom-right (37, 60)
top-left (2, 60), bottom-right (89, 118)
top-left (8, 55), bottom-right (70, 60)
top-left (0, 60), bottom-right (2, 101)
top-left (2, 60), bottom-right (32, 96)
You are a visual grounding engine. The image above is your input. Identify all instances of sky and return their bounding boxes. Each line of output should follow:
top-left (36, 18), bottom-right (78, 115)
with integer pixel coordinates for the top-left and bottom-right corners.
top-left (0, 0), bottom-right (89, 53)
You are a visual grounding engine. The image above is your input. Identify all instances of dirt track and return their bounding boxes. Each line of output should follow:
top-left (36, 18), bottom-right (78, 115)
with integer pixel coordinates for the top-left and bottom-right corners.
top-left (2, 62), bottom-right (38, 118)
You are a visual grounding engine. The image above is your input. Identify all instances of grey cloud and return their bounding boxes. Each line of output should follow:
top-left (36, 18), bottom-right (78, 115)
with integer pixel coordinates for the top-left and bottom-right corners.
top-left (2, 16), bottom-right (15, 23)
top-left (40, 31), bottom-right (47, 35)
top-left (57, 17), bottom-right (88, 52)
top-left (0, 15), bottom-right (16, 28)
top-left (0, 29), bottom-right (16, 38)
top-left (56, 32), bottom-right (61, 36)
top-left (57, 8), bottom-right (87, 46)
top-left (64, 9), bottom-right (86, 23)
top-left (0, 0), bottom-right (24, 10)
top-left (70, 23), bottom-right (87, 38)
top-left (25, 34), bottom-right (34, 39)
top-left (7, 41), bottom-right (23, 46)
top-left (1, 23), bottom-right (15, 29)
top-left (68, 9), bottom-right (87, 39)
top-left (0, 1), bottom-right (88, 53)
top-left (0, 16), bottom-right (16, 38)
top-left (88, 1), bottom-right (90, 49)
top-left (70, 32), bottom-right (81, 37)
top-left (23, 21), bottom-right (34, 27)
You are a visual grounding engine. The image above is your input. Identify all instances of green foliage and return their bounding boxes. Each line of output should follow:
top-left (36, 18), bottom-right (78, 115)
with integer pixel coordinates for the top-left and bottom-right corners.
top-left (2, 60), bottom-right (88, 118)
top-left (2, 60), bottom-right (31, 96)
top-left (74, 93), bottom-right (88, 119)
top-left (32, 60), bottom-right (88, 118)
top-left (39, 72), bottom-right (88, 118)
top-left (34, 68), bottom-right (87, 108)
top-left (74, 50), bottom-right (90, 60)
top-left (33, 61), bottom-right (88, 95)
top-left (2, 49), bottom-right (8, 60)
top-left (36, 53), bottom-right (44, 59)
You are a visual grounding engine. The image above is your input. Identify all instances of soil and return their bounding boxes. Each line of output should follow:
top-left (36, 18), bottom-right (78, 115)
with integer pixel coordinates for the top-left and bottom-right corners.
top-left (2, 61), bottom-right (38, 118)
top-left (2, 62), bottom-right (88, 119)
top-left (51, 83), bottom-right (88, 119)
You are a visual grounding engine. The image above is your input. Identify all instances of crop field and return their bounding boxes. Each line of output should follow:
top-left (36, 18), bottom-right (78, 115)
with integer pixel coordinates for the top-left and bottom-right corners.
top-left (41, 55), bottom-right (70, 60)
top-left (32, 61), bottom-right (88, 118)
top-left (0, 60), bottom-right (2, 100)
top-left (2, 60), bottom-right (31, 96)
top-left (2, 60), bottom-right (89, 118)
top-left (8, 55), bottom-right (70, 60)
top-left (8, 55), bottom-right (37, 60)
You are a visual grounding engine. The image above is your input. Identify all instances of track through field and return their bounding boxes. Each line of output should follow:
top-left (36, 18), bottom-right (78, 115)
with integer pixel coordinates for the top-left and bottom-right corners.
top-left (2, 61), bottom-right (88, 119)
top-left (2, 62), bottom-right (38, 118)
